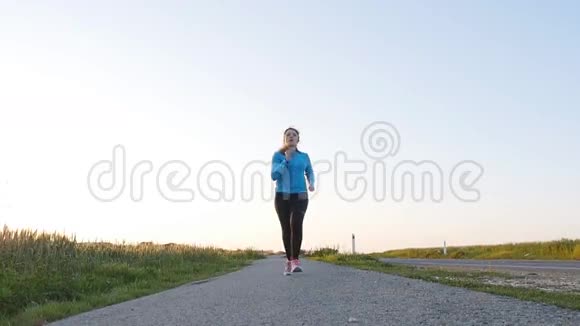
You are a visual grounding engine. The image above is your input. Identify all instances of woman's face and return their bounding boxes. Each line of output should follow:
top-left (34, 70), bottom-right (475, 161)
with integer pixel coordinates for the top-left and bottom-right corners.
top-left (284, 129), bottom-right (299, 147)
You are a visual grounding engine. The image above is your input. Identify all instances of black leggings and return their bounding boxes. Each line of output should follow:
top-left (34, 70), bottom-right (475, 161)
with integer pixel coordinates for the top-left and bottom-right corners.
top-left (274, 192), bottom-right (309, 260)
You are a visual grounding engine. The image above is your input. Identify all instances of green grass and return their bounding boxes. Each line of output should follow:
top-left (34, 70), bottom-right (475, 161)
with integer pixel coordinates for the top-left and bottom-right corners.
top-left (373, 239), bottom-right (580, 260)
top-left (0, 225), bottom-right (265, 326)
top-left (308, 253), bottom-right (580, 311)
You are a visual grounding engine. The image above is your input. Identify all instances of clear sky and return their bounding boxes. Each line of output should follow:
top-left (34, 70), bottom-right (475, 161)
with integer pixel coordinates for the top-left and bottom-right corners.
top-left (1, 1), bottom-right (579, 253)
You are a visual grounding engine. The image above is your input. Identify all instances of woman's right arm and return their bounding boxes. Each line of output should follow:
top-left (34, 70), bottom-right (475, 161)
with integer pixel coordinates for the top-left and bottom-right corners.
top-left (271, 152), bottom-right (288, 181)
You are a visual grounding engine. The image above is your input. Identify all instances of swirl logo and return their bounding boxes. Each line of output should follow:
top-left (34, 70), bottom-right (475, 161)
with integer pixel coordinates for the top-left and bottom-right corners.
top-left (360, 121), bottom-right (400, 159)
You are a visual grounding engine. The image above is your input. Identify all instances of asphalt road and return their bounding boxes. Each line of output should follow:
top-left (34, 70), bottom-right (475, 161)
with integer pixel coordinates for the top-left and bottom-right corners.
top-left (379, 258), bottom-right (580, 272)
top-left (52, 256), bottom-right (580, 326)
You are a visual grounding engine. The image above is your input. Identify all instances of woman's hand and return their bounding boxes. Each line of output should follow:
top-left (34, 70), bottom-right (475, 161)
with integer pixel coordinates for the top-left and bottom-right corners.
top-left (285, 147), bottom-right (296, 161)
top-left (308, 185), bottom-right (315, 192)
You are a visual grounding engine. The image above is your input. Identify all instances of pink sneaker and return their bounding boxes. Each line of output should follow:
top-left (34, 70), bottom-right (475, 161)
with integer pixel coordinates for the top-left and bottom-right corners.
top-left (291, 259), bottom-right (303, 273)
top-left (283, 260), bottom-right (292, 275)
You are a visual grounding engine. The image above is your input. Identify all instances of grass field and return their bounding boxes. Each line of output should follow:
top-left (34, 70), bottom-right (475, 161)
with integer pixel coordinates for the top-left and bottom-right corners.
top-left (373, 239), bottom-right (580, 260)
top-left (0, 225), bottom-right (264, 326)
top-left (308, 252), bottom-right (580, 311)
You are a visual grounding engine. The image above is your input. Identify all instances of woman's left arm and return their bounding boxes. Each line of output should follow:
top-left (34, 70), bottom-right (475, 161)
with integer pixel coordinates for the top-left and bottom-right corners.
top-left (305, 154), bottom-right (315, 190)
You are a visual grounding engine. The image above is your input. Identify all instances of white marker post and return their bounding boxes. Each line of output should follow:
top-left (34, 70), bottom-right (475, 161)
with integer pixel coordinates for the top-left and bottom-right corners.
top-left (443, 240), bottom-right (447, 256)
top-left (352, 234), bottom-right (356, 254)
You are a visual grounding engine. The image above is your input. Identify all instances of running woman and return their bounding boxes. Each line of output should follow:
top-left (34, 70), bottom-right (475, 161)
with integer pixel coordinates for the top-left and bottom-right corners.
top-left (271, 127), bottom-right (315, 275)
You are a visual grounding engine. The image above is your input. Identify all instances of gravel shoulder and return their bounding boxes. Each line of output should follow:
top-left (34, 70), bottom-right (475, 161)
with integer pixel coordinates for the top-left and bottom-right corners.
top-left (379, 258), bottom-right (580, 272)
top-left (379, 258), bottom-right (580, 293)
top-left (51, 256), bottom-right (580, 326)
top-left (479, 270), bottom-right (580, 293)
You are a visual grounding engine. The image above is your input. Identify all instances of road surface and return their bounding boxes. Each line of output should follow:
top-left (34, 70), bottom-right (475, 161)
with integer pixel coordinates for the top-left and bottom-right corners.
top-left (379, 258), bottom-right (580, 272)
top-left (52, 256), bottom-right (579, 326)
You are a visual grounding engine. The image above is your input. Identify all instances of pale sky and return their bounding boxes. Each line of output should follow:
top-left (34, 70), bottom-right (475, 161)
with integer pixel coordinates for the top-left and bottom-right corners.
top-left (1, 1), bottom-right (579, 253)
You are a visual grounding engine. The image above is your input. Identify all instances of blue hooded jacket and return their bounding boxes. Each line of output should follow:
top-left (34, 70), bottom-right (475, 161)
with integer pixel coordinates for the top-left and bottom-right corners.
top-left (271, 150), bottom-right (315, 193)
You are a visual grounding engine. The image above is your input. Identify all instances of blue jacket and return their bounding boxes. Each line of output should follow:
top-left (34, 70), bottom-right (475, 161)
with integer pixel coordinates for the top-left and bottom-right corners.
top-left (271, 150), bottom-right (315, 193)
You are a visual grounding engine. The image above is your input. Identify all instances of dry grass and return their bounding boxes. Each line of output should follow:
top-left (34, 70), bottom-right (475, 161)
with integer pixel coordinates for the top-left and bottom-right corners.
top-left (374, 239), bottom-right (580, 260)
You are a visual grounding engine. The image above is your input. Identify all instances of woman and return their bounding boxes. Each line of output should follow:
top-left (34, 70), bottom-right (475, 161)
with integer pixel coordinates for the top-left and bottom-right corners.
top-left (271, 127), bottom-right (315, 275)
